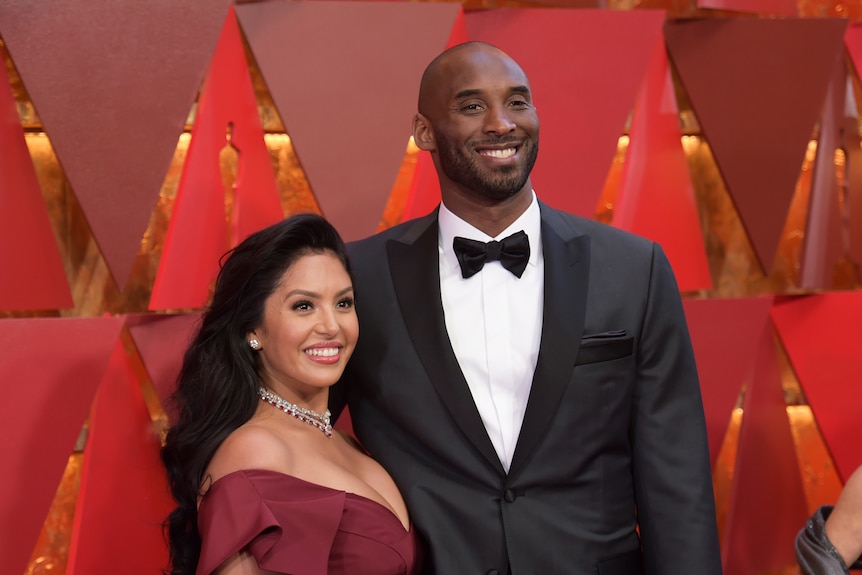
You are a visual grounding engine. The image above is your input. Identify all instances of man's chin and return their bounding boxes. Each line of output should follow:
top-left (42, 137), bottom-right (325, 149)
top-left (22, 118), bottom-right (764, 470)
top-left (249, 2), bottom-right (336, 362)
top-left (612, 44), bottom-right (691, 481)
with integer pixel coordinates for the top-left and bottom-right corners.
top-left (478, 183), bottom-right (527, 202)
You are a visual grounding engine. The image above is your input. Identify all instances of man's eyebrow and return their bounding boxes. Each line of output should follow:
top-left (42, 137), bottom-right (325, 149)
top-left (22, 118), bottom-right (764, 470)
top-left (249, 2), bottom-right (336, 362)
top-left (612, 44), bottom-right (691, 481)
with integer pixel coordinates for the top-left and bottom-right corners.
top-left (453, 86), bottom-right (531, 101)
top-left (454, 89), bottom-right (482, 100)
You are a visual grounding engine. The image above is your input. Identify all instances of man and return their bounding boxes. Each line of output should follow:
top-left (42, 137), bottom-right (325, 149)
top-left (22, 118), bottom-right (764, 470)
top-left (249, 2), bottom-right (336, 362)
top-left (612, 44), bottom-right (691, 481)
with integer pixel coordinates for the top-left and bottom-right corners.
top-left (333, 41), bottom-right (722, 574)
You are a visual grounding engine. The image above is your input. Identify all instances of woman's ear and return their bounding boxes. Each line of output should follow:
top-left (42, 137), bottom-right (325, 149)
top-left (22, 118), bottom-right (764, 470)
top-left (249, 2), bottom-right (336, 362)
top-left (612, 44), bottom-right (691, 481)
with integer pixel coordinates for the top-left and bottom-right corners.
top-left (412, 113), bottom-right (435, 152)
top-left (247, 331), bottom-right (262, 351)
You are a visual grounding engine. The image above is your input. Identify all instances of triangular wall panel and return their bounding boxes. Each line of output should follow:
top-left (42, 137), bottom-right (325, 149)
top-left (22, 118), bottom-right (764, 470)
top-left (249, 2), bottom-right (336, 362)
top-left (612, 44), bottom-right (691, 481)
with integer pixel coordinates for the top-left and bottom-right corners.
top-left (465, 9), bottom-right (665, 218)
top-left (0, 0), bottom-right (234, 289)
top-left (67, 340), bottom-right (174, 575)
top-left (150, 7), bottom-right (283, 310)
top-left (0, 48), bottom-right (72, 310)
top-left (665, 18), bottom-right (848, 272)
top-left (125, 312), bottom-right (201, 423)
top-left (0, 317), bottom-right (124, 575)
top-left (841, 25), bottom-right (862, 270)
top-left (721, 319), bottom-right (810, 575)
top-left (236, 1), bottom-right (460, 241)
top-left (770, 292), bottom-right (862, 482)
top-left (798, 61), bottom-right (847, 289)
top-left (613, 35), bottom-right (711, 292)
top-left (683, 297), bottom-right (773, 467)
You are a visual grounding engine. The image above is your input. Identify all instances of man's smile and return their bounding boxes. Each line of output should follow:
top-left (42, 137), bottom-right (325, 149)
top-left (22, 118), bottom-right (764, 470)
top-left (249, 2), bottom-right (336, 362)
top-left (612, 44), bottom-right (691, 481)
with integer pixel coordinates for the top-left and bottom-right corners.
top-left (478, 147), bottom-right (517, 159)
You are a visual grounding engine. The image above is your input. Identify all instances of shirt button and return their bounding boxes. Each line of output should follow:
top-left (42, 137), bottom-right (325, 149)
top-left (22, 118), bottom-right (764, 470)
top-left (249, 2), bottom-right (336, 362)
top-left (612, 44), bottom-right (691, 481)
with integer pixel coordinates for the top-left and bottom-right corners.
top-left (503, 489), bottom-right (517, 503)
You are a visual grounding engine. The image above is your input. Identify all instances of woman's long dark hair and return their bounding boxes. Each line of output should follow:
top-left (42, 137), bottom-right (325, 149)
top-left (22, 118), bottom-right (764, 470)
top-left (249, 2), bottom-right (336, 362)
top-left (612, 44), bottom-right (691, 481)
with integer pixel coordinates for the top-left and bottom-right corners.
top-left (160, 213), bottom-right (351, 575)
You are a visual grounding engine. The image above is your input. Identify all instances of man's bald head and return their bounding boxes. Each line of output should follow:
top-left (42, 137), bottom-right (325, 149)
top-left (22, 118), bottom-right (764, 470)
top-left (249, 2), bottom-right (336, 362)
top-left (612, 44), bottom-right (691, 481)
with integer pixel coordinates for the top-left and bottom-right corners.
top-left (411, 40), bottom-right (539, 223)
top-left (417, 42), bottom-right (528, 117)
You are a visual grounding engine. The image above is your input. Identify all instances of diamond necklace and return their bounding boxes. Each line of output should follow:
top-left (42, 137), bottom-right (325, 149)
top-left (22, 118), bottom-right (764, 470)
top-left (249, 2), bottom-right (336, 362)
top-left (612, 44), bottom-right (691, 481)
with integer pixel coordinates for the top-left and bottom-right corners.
top-left (258, 387), bottom-right (333, 438)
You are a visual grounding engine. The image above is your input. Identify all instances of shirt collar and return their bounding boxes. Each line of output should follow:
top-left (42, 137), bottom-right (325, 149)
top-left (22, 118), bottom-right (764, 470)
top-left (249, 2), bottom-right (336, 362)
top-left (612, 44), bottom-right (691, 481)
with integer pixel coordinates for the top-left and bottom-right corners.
top-left (438, 191), bottom-right (542, 273)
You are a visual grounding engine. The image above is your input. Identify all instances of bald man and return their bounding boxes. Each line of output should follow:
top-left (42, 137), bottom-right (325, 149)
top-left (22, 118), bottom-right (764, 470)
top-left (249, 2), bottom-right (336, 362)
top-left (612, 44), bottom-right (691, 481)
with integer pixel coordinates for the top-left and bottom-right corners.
top-left (333, 42), bottom-right (721, 574)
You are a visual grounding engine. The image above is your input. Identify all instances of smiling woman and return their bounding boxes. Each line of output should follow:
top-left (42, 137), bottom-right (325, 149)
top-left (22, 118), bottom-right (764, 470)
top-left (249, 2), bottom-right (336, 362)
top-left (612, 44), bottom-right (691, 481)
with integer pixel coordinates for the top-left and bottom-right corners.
top-left (160, 213), bottom-right (419, 575)
top-left (248, 251), bottom-right (358, 406)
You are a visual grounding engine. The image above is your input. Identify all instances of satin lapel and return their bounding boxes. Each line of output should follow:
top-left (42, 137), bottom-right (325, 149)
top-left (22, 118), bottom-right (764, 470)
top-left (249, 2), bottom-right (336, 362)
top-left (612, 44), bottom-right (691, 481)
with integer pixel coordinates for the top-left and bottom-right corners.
top-left (509, 206), bottom-right (590, 479)
top-left (386, 214), bottom-right (504, 474)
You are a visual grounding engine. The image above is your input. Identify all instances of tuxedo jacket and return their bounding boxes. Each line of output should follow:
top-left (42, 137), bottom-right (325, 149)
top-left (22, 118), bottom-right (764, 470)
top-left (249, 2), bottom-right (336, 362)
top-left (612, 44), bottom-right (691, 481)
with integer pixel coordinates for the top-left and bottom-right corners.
top-left (333, 203), bottom-right (722, 575)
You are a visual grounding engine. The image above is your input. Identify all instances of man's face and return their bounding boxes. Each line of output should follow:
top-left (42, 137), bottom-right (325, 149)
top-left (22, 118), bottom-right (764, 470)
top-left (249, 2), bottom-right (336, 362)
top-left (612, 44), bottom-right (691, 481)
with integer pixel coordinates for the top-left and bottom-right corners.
top-left (425, 47), bottom-right (540, 203)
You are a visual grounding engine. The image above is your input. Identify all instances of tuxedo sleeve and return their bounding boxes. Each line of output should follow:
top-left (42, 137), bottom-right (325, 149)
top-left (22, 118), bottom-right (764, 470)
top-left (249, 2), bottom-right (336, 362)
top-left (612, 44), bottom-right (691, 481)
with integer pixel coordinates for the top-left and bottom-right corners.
top-left (630, 243), bottom-right (723, 574)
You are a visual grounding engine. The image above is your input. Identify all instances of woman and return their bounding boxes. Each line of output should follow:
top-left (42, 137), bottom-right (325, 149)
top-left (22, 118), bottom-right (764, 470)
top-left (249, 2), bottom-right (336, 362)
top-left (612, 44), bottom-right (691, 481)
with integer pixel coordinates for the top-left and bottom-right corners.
top-left (161, 213), bottom-right (418, 575)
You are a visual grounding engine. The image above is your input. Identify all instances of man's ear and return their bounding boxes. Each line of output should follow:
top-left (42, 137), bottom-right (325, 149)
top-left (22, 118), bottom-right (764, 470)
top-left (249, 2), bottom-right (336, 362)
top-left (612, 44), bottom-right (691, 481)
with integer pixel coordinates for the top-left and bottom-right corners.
top-left (412, 113), bottom-right (435, 151)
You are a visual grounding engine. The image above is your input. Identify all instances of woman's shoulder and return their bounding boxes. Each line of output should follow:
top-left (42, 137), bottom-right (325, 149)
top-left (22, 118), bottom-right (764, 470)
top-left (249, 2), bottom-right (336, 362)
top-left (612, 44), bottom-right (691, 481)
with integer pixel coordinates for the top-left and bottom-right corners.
top-left (205, 422), bottom-right (295, 485)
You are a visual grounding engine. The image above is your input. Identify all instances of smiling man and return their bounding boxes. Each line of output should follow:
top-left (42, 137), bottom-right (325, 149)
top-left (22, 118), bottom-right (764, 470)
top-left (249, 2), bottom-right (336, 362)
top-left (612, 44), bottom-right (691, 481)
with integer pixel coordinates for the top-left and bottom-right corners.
top-left (333, 41), bottom-right (722, 575)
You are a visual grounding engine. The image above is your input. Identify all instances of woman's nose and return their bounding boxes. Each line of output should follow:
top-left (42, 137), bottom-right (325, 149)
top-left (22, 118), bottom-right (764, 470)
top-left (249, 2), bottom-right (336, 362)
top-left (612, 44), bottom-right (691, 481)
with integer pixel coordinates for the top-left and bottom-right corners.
top-left (316, 309), bottom-right (339, 335)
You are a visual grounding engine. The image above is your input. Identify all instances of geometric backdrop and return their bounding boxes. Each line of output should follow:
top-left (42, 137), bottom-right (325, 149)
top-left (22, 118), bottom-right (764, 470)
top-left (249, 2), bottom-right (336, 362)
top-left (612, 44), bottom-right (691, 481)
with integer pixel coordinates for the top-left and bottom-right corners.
top-left (1, 1), bottom-right (860, 574)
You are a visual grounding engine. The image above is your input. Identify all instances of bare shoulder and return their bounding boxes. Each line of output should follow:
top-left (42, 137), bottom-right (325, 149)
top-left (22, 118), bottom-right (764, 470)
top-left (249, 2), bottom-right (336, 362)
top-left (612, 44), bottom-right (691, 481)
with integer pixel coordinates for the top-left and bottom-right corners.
top-left (205, 423), bottom-right (295, 484)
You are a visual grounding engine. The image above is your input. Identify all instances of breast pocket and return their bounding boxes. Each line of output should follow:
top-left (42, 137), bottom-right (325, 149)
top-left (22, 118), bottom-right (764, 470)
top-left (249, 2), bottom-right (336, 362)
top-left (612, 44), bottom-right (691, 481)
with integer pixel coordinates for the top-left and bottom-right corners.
top-left (575, 330), bottom-right (633, 365)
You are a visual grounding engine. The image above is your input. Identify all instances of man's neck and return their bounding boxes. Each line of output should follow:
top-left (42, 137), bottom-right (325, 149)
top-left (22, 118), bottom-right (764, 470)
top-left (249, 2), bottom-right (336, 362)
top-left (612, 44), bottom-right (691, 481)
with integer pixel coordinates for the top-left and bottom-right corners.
top-left (441, 186), bottom-right (533, 237)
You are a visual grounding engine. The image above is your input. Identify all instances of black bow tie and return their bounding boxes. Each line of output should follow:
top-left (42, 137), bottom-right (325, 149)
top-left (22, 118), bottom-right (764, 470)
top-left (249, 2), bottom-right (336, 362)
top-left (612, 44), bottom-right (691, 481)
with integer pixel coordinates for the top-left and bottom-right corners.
top-left (453, 230), bottom-right (530, 279)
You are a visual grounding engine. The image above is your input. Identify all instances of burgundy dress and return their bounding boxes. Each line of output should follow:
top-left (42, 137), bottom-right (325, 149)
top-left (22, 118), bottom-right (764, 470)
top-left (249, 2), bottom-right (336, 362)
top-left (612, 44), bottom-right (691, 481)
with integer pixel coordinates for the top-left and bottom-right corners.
top-left (196, 469), bottom-right (419, 575)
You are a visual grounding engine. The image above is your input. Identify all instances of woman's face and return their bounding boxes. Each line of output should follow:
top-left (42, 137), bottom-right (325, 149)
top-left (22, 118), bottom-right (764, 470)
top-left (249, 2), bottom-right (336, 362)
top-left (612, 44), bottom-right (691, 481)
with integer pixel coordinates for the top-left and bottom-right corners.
top-left (249, 251), bottom-right (358, 399)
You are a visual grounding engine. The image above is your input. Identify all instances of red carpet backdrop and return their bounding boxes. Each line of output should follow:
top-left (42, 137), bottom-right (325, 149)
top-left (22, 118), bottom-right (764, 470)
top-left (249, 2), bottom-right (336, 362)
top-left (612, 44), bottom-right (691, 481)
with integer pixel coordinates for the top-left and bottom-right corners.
top-left (1, 0), bottom-right (860, 574)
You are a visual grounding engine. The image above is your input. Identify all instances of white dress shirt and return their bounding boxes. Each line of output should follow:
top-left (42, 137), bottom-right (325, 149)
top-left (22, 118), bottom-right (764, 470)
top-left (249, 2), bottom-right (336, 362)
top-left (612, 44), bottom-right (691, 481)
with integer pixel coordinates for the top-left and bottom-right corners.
top-left (438, 194), bottom-right (544, 471)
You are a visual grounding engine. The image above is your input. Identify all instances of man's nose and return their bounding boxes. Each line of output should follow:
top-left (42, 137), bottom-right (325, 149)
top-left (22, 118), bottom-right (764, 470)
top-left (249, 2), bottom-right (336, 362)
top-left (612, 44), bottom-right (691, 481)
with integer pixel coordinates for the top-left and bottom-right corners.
top-left (484, 105), bottom-right (516, 134)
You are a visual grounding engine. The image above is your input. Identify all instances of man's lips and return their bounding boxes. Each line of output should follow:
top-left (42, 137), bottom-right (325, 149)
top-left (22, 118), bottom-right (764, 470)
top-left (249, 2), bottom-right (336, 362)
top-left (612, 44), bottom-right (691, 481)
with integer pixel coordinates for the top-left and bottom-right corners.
top-left (474, 139), bottom-right (523, 160)
top-left (478, 147), bottom-right (517, 159)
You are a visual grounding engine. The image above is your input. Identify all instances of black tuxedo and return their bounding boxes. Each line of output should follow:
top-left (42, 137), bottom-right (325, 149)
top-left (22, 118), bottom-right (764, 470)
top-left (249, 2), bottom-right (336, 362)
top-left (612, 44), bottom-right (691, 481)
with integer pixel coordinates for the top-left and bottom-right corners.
top-left (333, 203), bottom-right (722, 574)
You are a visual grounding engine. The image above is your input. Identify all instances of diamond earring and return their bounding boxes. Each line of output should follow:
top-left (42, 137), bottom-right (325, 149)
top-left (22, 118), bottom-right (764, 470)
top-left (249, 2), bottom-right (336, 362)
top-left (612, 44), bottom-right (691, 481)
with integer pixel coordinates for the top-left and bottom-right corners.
top-left (249, 339), bottom-right (260, 350)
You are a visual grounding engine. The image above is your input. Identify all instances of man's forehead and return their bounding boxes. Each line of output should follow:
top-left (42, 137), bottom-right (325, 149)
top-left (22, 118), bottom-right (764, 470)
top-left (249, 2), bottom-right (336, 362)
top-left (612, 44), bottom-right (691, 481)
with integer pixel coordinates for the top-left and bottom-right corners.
top-left (438, 52), bottom-right (530, 97)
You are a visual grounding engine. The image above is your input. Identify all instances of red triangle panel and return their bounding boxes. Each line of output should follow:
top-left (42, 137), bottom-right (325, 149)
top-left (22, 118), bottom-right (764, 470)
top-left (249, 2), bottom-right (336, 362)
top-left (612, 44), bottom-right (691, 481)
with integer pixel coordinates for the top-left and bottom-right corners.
top-left (613, 36), bottom-right (711, 292)
top-left (125, 312), bottom-right (201, 423)
top-left (799, 63), bottom-right (847, 289)
top-left (842, 25), bottom-right (862, 269)
top-left (722, 319), bottom-right (809, 575)
top-left (0, 50), bottom-right (72, 310)
top-left (664, 18), bottom-right (848, 272)
top-left (0, 0), bottom-right (234, 288)
top-left (683, 296), bottom-right (773, 466)
top-left (237, 1), bottom-right (460, 241)
top-left (465, 9), bottom-right (665, 218)
top-left (770, 292), bottom-right (862, 483)
top-left (0, 317), bottom-right (124, 575)
top-left (150, 7), bottom-right (283, 310)
top-left (67, 340), bottom-right (174, 575)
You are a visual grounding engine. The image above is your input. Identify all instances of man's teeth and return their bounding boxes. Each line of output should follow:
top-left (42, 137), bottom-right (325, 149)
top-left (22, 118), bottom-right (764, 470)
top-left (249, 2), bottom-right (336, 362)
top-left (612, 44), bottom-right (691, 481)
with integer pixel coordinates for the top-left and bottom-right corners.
top-left (480, 148), bottom-right (516, 159)
top-left (306, 347), bottom-right (339, 357)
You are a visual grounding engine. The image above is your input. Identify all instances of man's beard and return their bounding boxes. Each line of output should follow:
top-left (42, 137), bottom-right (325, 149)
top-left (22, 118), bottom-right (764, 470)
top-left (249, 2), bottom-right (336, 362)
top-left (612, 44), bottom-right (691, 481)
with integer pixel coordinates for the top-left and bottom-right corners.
top-left (435, 133), bottom-right (538, 202)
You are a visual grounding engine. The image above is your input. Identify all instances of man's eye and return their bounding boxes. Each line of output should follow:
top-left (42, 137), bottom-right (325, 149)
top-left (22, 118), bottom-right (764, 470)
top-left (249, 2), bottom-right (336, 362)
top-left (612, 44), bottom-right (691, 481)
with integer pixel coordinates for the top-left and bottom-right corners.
top-left (462, 103), bottom-right (483, 112)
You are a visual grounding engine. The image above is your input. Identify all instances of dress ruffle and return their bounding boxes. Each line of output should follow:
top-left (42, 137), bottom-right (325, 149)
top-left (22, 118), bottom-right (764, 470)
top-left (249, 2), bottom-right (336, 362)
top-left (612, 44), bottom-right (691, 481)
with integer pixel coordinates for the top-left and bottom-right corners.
top-left (195, 469), bottom-right (417, 575)
top-left (795, 505), bottom-right (862, 575)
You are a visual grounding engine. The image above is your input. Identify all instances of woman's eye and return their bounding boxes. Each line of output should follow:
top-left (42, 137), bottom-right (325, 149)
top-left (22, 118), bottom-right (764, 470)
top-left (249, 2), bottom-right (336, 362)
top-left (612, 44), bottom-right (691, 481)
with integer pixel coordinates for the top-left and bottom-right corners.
top-left (292, 301), bottom-right (312, 311)
top-left (337, 297), bottom-right (355, 309)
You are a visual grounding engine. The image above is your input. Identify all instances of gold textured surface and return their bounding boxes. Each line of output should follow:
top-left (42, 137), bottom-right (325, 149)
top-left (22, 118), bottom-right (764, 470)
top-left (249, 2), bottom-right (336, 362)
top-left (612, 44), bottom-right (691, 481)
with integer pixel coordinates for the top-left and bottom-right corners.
top-left (4, 1), bottom-right (862, 572)
top-left (25, 455), bottom-right (82, 575)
